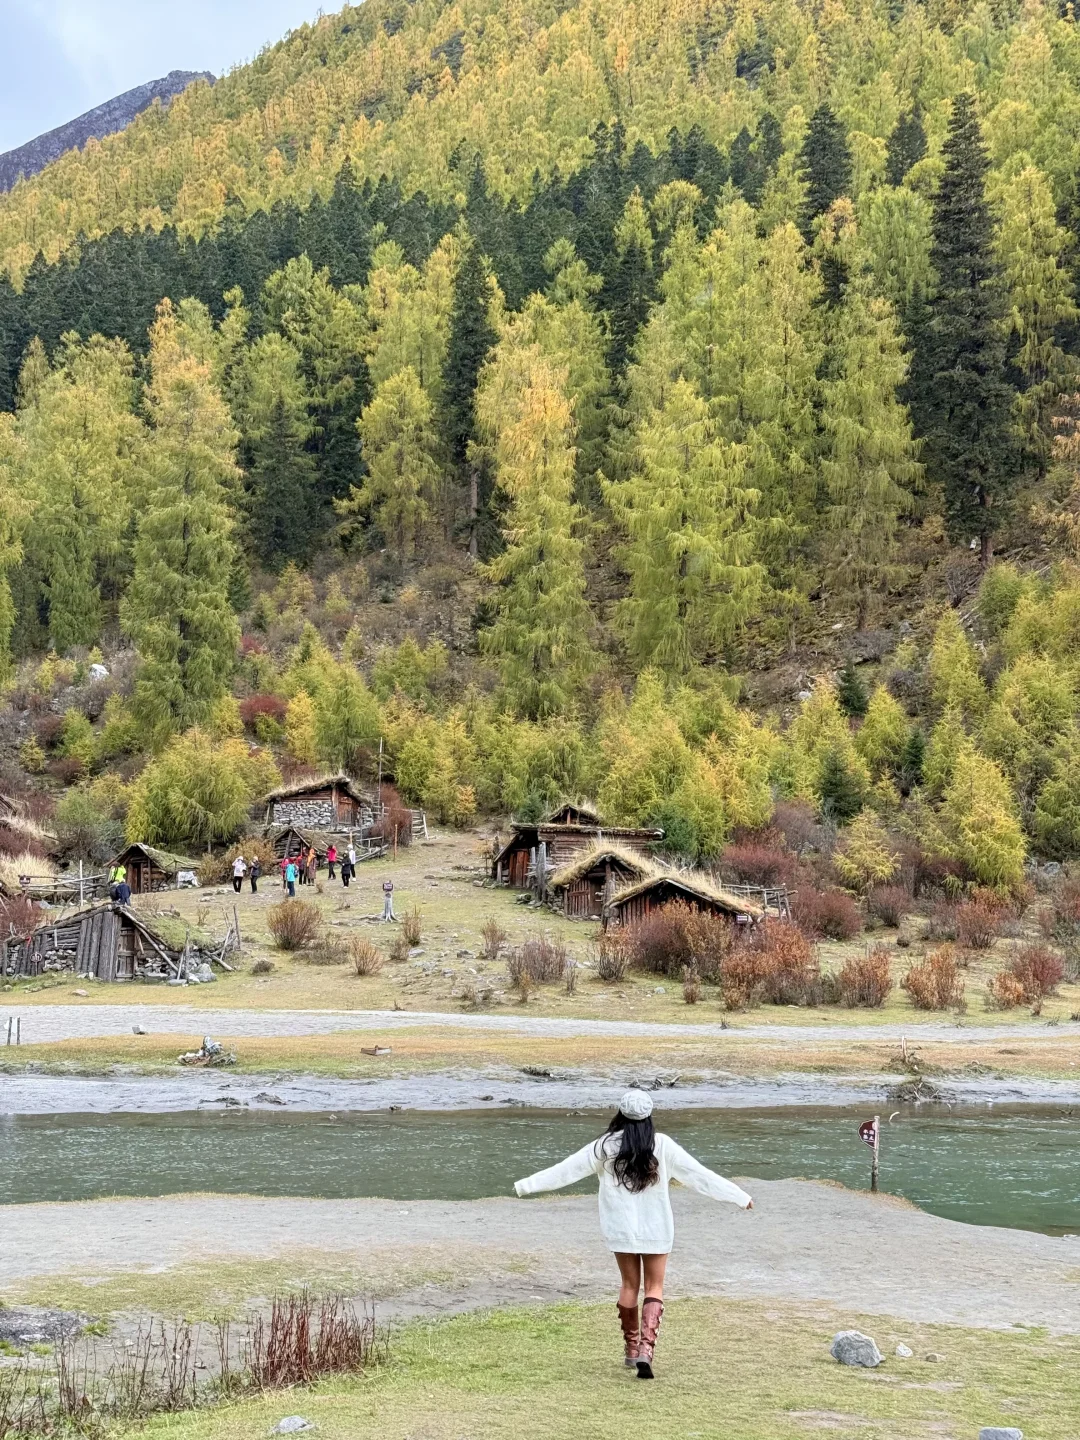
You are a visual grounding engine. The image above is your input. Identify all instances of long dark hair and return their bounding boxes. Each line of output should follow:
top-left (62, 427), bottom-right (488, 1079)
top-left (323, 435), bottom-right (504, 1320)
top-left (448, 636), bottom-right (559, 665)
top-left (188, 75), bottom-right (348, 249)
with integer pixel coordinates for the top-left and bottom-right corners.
top-left (605, 1111), bottom-right (659, 1193)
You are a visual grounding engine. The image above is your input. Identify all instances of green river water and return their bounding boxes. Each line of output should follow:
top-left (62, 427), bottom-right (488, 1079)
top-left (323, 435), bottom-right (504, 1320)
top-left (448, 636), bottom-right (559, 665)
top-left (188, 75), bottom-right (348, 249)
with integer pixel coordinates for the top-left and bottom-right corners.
top-left (1, 1106), bottom-right (1077, 1234)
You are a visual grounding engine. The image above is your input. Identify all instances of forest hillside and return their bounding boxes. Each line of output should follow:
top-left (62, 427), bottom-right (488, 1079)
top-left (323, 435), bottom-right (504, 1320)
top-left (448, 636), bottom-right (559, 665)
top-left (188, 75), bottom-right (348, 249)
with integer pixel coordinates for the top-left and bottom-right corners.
top-left (3, 0), bottom-right (1080, 909)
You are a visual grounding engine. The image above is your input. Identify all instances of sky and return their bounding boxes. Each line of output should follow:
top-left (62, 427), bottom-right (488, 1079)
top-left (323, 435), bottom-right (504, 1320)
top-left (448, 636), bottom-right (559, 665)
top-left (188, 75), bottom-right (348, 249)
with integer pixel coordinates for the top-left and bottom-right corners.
top-left (0, 0), bottom-right (328, 153)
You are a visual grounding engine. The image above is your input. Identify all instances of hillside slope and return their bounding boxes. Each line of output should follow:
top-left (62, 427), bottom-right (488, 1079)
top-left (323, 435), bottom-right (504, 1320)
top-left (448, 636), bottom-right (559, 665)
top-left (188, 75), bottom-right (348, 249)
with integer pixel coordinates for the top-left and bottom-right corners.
top-left (0, 71), bottom-right (215, 195)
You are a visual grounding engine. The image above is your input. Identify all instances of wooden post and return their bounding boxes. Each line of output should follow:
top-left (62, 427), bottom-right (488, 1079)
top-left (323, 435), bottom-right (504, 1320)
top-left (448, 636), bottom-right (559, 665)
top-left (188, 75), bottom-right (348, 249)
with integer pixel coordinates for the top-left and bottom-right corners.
top-left (871, 1114), bottom-right (880, 1193)
top-left (232, 906), bottom-right (242, 957)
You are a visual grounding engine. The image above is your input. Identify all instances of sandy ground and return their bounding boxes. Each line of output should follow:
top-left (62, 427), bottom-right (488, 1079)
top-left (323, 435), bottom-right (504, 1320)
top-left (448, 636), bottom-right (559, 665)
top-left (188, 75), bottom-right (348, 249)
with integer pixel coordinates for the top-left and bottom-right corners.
top-left (3, 1182), bottom-right (1078, 1334)
top-left (5, 1002), bottom-right (1074, 1045)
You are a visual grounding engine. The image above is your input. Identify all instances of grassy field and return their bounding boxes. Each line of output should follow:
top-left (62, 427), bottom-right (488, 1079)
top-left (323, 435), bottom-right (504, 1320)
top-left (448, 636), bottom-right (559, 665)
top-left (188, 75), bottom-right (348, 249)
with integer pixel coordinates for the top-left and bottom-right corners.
top-left (115, 1297), bottom-right (1072, 1440)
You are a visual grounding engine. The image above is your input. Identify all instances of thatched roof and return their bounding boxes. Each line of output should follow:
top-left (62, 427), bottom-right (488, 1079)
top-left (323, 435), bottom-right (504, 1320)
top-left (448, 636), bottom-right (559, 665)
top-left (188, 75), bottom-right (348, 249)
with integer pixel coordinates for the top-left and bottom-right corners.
top-left (544, 799), bottom-right (602, 825)
top-left (606, 870), bottom-right (764, 920)
top-left (549, 842), bottom-right (659, 891)
top-left (114, 842), bottom-right (198, 874)
top-left (40, 900), bottom-right (180, 953)
top-left (264, 773), bottom-right (370, 804)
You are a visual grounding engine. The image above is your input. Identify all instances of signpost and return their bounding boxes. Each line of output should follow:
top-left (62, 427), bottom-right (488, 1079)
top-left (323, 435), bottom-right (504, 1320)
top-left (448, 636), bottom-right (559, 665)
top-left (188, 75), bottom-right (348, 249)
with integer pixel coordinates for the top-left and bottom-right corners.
top-left (859, 1115), bottom-right (880, 1192)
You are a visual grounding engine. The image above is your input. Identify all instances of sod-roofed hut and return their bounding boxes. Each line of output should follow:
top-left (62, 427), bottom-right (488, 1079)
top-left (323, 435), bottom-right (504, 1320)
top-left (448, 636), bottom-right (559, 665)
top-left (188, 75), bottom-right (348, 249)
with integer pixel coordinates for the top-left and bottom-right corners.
top-left (112, 842), bottom-right (199, 894)
top-left (603, 872), bottom-right (763, 930)
top-left (263, 775), bottom-right (372, 831)
top-left (491, 802), bottom-right (663, 890)
top-left (548, 843), bottom-right (657, 919)
top-left (3, 902), bottom-right (183, 982)
top-left (267, 825), bottom-right (333, 862)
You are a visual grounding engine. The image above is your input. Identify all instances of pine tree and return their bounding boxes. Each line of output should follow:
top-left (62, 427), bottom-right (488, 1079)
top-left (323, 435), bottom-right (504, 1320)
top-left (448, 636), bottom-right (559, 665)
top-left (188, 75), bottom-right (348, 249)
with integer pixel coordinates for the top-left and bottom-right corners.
top-left (818, 743), bottom-right (866, 821)
top-left (797, 105), bottom-right (853, 243)
top-left (605, 189), bottom-right (655, 374)
top-left (996, 164), bottom-right (1078, 470)
top-left (885, 110), bottom-right (927, 187)
top-left (122, 301), bottom-right (241, 744)
top-left (899, 728), bottom-right (926, 795)
top-left (607, 377), bottom-right (764, 672)
top-left (0, 415), bottom-right (22, 678)
top-left (346, 366), bottom-right (442, 562)
top-left (440, 227), bottom-right (497, 548)
top-left (475, 342), bottom-right (592, 718)
top-left (915, 93), bottom-right (1017, 564)
top-left (836, 658), bottom-right (869, 718)
top-left (821, 245), bottom-right (921, 625)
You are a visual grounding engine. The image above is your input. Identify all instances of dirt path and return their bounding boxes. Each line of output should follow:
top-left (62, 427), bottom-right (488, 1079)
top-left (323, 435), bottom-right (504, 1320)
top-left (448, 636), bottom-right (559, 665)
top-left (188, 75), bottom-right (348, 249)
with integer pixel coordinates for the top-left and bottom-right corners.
top-left (3, 1182), bottom-right (1077, 1334)
top-left (5, 1003), bottom-right (1074, 1046)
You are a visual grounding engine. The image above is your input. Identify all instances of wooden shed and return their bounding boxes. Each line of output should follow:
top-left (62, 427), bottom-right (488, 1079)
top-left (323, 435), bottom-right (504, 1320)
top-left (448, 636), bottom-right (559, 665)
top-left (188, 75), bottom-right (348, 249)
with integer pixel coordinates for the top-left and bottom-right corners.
top-left (548, 844), bottom-right (657, 919)
top-left (3, 902), bottom-right (182, 982)
top-left (263, 775), bottom-right (373, 831)
top-left (266, 825), bottom-right (333, 862)
top-left (603, 872), bottom-right (763, 930)
top-left (492, 803), bottom-right (664, 890)
top-left (113, 843), bottom-right (198, 894)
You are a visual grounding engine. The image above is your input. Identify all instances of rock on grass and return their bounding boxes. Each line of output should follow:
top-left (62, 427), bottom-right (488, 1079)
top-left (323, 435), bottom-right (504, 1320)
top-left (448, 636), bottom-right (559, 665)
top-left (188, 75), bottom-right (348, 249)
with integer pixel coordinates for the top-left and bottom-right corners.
top-left (829, 1331), bottom-right (882, 1367)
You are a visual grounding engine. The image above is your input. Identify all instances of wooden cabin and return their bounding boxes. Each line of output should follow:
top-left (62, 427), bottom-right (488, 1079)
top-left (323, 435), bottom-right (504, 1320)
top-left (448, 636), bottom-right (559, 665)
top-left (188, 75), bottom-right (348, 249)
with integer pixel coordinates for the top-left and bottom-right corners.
top-left (492, 802), bottom-right (664, 890)
top-left (3, 902), bottom-right (182, 982)
top-left (548, 844), bottom-right (656, 919)
top-left (603, 872), bottom-right (763, 930)
top-left (113, 843), bottom-right (198, 894)
top-left (263, 775), bottom-right (373, 831)
top-left (267, 826), bottom-right (332, 862)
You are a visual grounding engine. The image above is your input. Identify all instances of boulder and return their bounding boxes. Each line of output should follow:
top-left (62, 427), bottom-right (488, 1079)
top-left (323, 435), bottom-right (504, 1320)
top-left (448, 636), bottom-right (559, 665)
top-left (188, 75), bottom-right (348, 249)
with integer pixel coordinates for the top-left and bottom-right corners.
top-left (978, 1430), bottom-right (1023, 1440)
top-left (829, 1331), bottom-right (882, 1368)
top-left (894, 1343), bottom-right (913, 1358)
top-left (271, 1420), bottom-right (314, 1435)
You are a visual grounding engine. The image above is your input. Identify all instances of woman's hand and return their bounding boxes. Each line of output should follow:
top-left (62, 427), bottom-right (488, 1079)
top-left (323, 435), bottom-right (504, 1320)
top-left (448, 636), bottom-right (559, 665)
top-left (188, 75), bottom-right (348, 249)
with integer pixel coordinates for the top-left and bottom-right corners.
top-left (745, 1199), bottom-right (754, 1210)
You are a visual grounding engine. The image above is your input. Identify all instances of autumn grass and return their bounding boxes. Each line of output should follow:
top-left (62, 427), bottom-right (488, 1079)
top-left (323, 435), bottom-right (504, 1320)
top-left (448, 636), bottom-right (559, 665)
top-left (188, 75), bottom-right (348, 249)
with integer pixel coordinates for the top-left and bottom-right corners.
top-left (6, 1024), bottom-right (1079, 1082)
top-left (109, 1296), bottom-right (1076, 1440)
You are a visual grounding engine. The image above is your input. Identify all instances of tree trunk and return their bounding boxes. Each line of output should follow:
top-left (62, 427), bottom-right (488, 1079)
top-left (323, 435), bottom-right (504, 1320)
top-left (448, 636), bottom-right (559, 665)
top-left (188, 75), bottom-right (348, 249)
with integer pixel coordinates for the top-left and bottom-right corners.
top-left (468, 466), bottom-right (479, 558)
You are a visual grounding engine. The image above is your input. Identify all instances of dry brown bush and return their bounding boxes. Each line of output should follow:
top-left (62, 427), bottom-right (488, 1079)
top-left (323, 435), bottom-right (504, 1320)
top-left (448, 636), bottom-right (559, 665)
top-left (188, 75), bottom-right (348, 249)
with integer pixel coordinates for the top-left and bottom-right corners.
top-left (1038, 875), bottom-right (1080, 980)
top-left (792, 887), bottom-right (861, 940)
top-left (387, 932), bottom-right (410, 963)
top-left (508, 933), bottom-right (568, 991)
top-left (305, 932), bottom-right (351, 966)
top-left (199, 837), bottom-right (277, 886)
top-left (902, 945), bottom-right (966, 1011)
top-left (267, 900), bottom-right (321, 951)
top-left (682, 965), bottom-right (702, 1004)
top-left (250, 958), bottom-right (274, 975)
top-left (837, 945), bottom-right (893, 1008)
top-left (865, 884), bottom-right (910, 929)
top-left (986, 969), bottom-right (1028, 1009)
top-left (479, 915), bottom-right (508, 963)
top-left (401, 905), bottom-right (423, 947)
top-left (720, 921), bottom-right (820, 1008)
top-left (988, 943), bottom-right (1064, 1008)
top-left (624, 901), bottom-right (734, 981)
top-left (955, 889), bottom-right (1008, 949)
top-left (593, 930), bottom-right (630, 982)
top-left (349, 937), bottom-right (385, 976)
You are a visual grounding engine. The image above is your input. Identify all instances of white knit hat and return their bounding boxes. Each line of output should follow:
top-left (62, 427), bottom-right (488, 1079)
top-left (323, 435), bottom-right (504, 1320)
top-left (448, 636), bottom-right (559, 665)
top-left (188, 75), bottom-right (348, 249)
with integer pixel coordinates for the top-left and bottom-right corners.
top-left (618, 1088), bottom-right (654, 1121)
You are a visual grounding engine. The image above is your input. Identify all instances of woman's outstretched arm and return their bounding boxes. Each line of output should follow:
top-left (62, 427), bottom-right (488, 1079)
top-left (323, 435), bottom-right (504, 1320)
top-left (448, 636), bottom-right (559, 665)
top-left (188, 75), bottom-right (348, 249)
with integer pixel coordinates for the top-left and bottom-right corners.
top-left (665, 1139), bottom-right (753, 1209)
top-left (514, 1142), bottom-right (600, 1196)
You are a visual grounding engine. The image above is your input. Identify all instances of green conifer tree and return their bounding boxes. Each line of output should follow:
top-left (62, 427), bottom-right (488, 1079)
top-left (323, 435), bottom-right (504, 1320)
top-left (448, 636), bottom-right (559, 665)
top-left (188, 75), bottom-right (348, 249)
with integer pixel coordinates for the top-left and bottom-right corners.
top-left (122, 302), bottom-right (241, 744)
top-left (915, 93), bottom-right (1017, 564)
top-left (346, 366), bottom-right (442, 562)
top-left (440, 228), bottom-right (497, 551)
top-left (837, 658), bottom-right (869, 718)
top-left (885, 110), bottom-right (927, 187)
top-left (797, 104), bottom-right (853, 243)
top-left (605, 189), bottom-right (655, 375)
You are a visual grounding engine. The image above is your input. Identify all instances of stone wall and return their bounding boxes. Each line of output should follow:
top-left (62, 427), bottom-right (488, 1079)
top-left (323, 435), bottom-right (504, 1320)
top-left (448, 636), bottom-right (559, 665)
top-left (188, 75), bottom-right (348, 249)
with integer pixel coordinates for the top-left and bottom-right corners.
top-left (273, 798), bottom-right (336, 828)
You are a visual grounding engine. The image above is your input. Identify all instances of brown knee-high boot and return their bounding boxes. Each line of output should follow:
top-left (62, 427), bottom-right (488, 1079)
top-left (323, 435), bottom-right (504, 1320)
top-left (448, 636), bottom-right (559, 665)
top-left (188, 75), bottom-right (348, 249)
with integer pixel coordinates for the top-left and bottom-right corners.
top-left (616, 1302), bottom-right (639, 1369)
top-left (636, 1296), bottom-right (664, 1379)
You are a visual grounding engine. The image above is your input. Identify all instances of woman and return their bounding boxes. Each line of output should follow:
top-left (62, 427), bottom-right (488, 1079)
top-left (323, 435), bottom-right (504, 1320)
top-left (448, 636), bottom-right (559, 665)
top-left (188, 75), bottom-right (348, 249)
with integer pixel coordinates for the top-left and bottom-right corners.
top-left (231, 854), bottom-right (246, 895)
top-left (249, 856), bottom-right (261, 894)
top-left (514, 1090), bottom-right (752, 1379)
top-left (326, 843), bottom-right (337, 881)
top-left (306, 846), bottom-right (318, 886)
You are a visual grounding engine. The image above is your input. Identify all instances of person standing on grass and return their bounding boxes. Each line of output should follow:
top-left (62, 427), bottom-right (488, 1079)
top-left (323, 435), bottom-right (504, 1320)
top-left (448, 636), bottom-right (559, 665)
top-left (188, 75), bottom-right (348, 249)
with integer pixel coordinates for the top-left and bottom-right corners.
top-left (250, 856), bottom-right (261, 894)
top-left (307, 846), bottom-right (318, 885)
top-left (285, 858), bottom-right (298, 898)
top-left (326, 843), bottom-right (337, 880)
top-left (231, 854), bottom-right (247, 894)
top-left (513, 1091), bottom-right (752, 1379)
top-left (381, 876), bottom-right (395, 921)
top-left (280, 855), bottom-right (289, 890)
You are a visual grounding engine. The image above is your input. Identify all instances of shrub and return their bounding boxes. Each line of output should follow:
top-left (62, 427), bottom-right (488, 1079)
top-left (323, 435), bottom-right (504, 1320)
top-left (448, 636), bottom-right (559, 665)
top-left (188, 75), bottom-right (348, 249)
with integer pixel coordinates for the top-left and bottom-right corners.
top-left (721, 922), bottom-right (820, 1009)
top-left (624, 901), bottom-right (735, 981)
top-left (866, 884), bottom-right (910, 928)
top-left (924, 899), bottom-right (960, 941)
top-left (717, 944), bottom-right (764, 1010)
top-left (18, 736), bottom-right (46, 774)
top-left (372, 797), bottom-right (415, 849)
top-left (306, 932), bottom-right (351, 966)
top-left (0, 850), bottom-right (56, 895)
top-left (837, 946), bottom-right (893, 1008)
top-left (1038, 874), bottom-right (1080, 979)
top-left (0, 891), bottom-right (39, 941)
top-left (401, 905), bottom-right (423, 947)
top-left (388, 932), bottom-right (410, 963)
top-left (792, 887), bottom-right (861, 941)
top-left (0, 823), bottom-right (47, 861)
top-left (267, 900), bottom-right (322, 951)
top-left (251, 959), bottom-right (274, 975)
top-left (34, 714), bottom-right (65, 750)
top-left (771, 800), bottom-right (828, 857)
top-left (719, 840), bottom-right (797, 889)
top-left (507, 933), bottom-right (568, 989)
top-left (834, 812), bottom-right (899, 892)
top-left (53, 788), bottom-right (123, 863)
top-left (565, 960), bottom-right (579, 995)
top-left (955, 889), bottom-right (1008, 950)
top-left (49, 755), bottom-right (87, 785)
top-left (995, 943), bottom-right (1064, 1004)
top-left (198, 837), bottom-right (277, 886)
top-left (594, 930), bottom-right (630, 982)
top-left (902, 945), bottom-right (966, 1010)
top-left (986, 969), bottom-right (1028, 1009)
top-left (480, 916), bottom-right (508, 963)
top-left (682, 966), bottom-right (702, 1004)
top-left (350, 937), bottom-right (385, 976)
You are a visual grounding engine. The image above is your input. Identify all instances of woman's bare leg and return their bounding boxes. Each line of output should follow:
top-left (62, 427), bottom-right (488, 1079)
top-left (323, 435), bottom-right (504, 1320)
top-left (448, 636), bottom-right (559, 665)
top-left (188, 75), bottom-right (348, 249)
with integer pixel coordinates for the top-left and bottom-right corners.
top-left (614, 1252), bottom-right (642, 1307)
top-left (641, 1253), bottom-right (668, 1301)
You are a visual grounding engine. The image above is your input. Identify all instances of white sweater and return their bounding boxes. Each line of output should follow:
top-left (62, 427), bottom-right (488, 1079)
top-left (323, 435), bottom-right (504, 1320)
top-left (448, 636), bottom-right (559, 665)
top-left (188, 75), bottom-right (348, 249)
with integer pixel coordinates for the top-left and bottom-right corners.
top-left (514, 1131), bottom-right (752, 1254)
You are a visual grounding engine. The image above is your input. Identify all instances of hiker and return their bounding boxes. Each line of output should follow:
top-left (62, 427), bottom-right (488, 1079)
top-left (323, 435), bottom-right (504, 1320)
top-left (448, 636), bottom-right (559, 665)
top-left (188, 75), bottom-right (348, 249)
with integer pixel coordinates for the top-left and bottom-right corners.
top-left (513, 1091), bottom-right (752, 1380)
top-left (341, 850), bottom-right (353, 888)
top-left (110, 862), bottom-right (126, 887)
top-left (111, 877), bottom-right (131, 905)
top-left (285, 858), bottom-right (298, 898)
top-left (326, 843), bottom-right (337, 880)
top-left (381, 876), bottom-right (395, 921)
top-left (231, 854), bottom-right (247, 894)
top-left (280, 855), bottom-right (289, 890)
top-left (250, 856), bottom-right (261, 894)
top-left (306, 846), bottom-right (318, 886)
